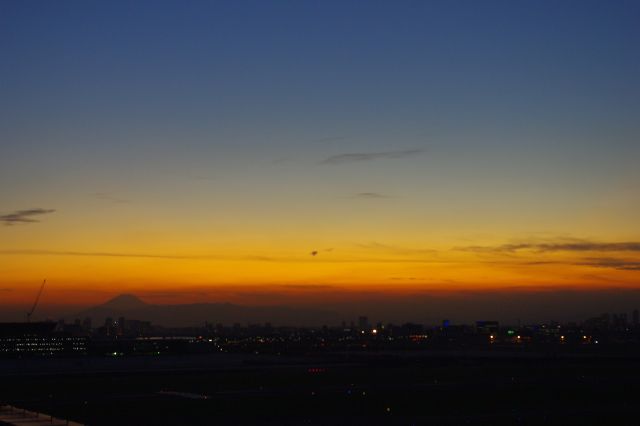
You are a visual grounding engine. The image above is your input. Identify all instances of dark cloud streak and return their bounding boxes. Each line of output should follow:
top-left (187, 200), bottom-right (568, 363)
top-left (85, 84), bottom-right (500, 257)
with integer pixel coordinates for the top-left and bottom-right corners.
top-left (0, 208), bottom-right (55, 226)
top-left (460, 241), bottom-right (640, 253)
top-left (579, 258), bottom-right (640, 271)
top-left (352, 192), bottom-right (390, 199)
top-left (281, 284), bottom-right (335, 290)
top-left (312, 136), bottom-right (348, 143)
top-left (321, 149), bottom-right (423, 164)
top-left (0, 249), bottom-right (449, 264)
top-left (92, 192), bottom-right (130, 204)
top-left (0, 249), bottom-right (246, 261)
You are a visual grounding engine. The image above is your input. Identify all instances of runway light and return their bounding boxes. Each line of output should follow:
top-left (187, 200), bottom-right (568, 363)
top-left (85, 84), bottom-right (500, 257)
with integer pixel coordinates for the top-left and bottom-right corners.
top-left (372, 329), bottom-right (378, 334)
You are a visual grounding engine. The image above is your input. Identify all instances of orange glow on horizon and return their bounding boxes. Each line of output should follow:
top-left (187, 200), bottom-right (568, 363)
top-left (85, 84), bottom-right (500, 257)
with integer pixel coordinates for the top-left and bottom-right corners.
top-left (2, 238), bottom-right (639, 308)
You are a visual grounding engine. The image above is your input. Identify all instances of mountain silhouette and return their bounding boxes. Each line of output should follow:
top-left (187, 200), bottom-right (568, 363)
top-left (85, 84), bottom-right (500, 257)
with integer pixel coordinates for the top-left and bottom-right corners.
top-left (100, 294), bottom-right (149, 310)
top-left (73, 294), bottom-right (338, 327)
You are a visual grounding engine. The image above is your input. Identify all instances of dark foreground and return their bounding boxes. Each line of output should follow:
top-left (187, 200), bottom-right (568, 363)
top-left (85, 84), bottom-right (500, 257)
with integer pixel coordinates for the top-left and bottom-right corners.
top-left (2, 351), bottom-right (640, 425)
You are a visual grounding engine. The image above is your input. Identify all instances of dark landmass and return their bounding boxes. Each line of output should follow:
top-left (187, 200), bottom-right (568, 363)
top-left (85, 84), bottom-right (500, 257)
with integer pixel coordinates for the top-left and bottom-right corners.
top-left (2, 297), bottom-right (640, 424)
top-left (2, 351), bottom-right (640, 425)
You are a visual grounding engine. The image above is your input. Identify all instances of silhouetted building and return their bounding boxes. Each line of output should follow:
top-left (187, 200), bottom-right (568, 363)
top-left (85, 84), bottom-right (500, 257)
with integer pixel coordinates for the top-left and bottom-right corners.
top-left (584, 313), bottom-right (610, 331)
top-left (476, 321), bottom-right (499, 335)
top-left (82, 317), bottom-right (92, 331)
top-left (612, 313), bottom-right (628, 330)
top-left (117, 316), bottom-right (126, 335)
top-left (125, 319), bottom-right (151, 336)
top-left (358, 316), bottom-right (370, 331)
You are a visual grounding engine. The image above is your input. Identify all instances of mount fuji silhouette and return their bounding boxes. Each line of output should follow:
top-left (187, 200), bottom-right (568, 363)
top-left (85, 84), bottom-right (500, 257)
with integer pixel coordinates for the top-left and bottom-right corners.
top-left (99, 294), bottom-right (149, 310)
top-left (73, 294), bottom-right (337, 327)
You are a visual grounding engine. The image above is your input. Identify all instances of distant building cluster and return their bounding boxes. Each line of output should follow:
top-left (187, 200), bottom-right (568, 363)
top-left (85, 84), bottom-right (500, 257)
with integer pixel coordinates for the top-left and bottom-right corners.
top-left (0, 323), bottom-right (86, 356)
top-left (1, 308), bottom-right (640, 358)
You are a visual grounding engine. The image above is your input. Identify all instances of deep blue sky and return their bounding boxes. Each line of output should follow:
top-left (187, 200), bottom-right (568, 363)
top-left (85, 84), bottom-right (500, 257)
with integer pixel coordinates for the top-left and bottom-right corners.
top-left (2, 0), bottom-right (639, 225)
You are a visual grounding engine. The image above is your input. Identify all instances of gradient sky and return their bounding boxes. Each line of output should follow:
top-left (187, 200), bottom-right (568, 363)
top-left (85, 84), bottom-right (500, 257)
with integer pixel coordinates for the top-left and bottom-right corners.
top-left (1, 1), bottom-right (639, 320)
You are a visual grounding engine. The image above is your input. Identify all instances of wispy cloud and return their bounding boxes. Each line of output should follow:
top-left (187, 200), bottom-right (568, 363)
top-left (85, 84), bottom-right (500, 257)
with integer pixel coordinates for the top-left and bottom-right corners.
top-left (188, 173), bottom-right (217, 181)
top-left (92, 192), bottom-right (130, 204)
top-left (455, 239), bottom-right (640, 272)
top-left (0, 208), bottom-right (55, 226)
top-left (312, 136), bottom-right (348, 144)
top-left (357, 242), bottom-right (438, 256)
top-left (579, 258), bottom-right (640, 271)
top-left (459, 240), bottom-right (640, 254)
top-left (309, 248), bottom-right (334, 257)
top-left (281, 284), bottom-right (335, 290)
top-left (0, 249), bottom-right (242, 261)
top-left (351, 192), bottom-right (391, 199)
top-left (0, 248), bottom-right (453, 265)
top-left (321, 149), bottom-right (423, 165)
top-left (0, 250), bottom-right (323, 263)
top-left (272, 157), bottom-right (294, 164)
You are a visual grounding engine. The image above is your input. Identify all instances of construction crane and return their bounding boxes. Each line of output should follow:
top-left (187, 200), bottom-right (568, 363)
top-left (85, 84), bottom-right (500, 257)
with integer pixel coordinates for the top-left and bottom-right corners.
top-left (26, 279), bottom-right (46, 323)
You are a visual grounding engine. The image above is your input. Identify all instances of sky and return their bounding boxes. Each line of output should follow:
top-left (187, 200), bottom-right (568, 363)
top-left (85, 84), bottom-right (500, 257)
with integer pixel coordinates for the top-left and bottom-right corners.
top-left (1, 1), bottom-right (640, 322)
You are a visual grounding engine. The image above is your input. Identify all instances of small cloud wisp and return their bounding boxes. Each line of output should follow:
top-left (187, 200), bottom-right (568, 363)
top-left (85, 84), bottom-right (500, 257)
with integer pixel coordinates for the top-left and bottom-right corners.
top-left (321, 149), bottom-right (423, 165)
